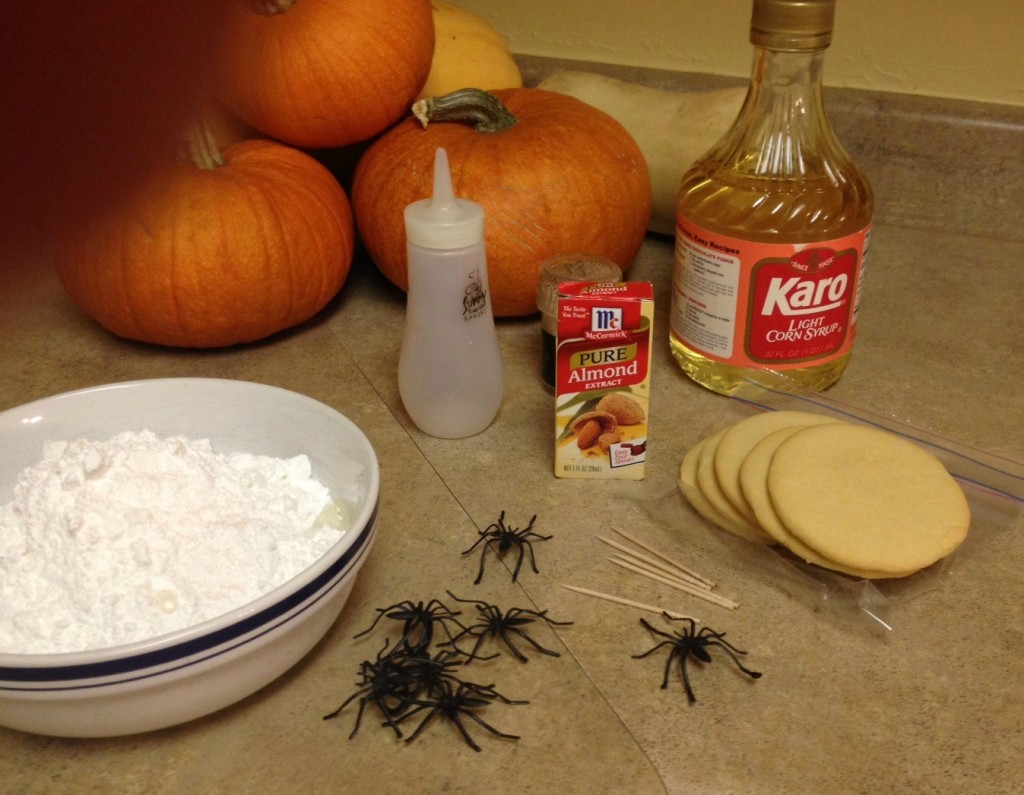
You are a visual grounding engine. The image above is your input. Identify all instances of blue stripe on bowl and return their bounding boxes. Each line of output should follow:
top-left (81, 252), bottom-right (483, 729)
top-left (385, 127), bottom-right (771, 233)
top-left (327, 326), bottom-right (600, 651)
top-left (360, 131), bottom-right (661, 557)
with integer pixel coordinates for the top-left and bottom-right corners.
top-left (0, 499), bottom-right (378, 687)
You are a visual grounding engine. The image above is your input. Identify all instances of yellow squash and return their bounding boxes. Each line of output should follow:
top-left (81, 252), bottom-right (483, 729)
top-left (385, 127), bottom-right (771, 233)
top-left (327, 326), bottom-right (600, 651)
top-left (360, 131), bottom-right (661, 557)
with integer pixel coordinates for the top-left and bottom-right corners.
top-left (418, 1), bottom-right (522, 99)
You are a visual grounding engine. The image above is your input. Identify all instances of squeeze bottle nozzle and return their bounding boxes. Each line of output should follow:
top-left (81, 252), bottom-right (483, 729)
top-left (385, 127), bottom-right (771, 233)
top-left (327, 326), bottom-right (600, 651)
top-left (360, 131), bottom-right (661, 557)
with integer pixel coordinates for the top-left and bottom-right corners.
top-left (403, 148), bottom-right (484, 250)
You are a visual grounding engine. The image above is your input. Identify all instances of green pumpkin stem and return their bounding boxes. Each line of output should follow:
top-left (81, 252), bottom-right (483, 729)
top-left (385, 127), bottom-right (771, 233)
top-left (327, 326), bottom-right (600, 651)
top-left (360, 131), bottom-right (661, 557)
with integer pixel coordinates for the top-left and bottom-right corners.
top-left (182, 121), bottom-right (227, 171)
top-left (411, 88), bottom-right (518, 133)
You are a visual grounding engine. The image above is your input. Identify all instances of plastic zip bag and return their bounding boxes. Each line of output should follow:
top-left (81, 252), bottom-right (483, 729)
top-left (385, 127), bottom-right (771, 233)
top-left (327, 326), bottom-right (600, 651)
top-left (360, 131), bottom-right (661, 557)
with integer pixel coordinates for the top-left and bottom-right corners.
top-left (649, 371), bottom-right (1024, 632)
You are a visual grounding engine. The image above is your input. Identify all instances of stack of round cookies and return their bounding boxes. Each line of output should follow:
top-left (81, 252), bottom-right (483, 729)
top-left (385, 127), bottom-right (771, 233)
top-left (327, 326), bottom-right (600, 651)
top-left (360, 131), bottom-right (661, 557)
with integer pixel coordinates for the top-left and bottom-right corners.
top-left (678, 411), bottom-right (971, 579)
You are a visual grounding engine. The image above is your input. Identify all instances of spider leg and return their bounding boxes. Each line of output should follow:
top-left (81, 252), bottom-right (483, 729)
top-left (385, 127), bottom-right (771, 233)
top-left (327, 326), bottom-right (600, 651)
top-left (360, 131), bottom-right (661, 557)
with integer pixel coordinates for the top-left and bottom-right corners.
top-left (472, 540), bottom-right (496, 584)
top-left (470, 684), bottom-right (529, 705)
top-left (377, 699), bottom-right (409, 738)
top-left (523, 539), bottom-right (542, 576)
top-left (703, 631), bottom-right (746, 656)
top-left (638, 617), bottom-right (679, 642)
top-left (464, 631), bottom-right (494, 663)
top-left (495, 626), bottom-right (529, 662)
top-left (507, 608), bottom-right (572, 627)
top-left (446, 626), bottom-right (499, 663)
top-left (696, 626), bottom-right (731, 646)
top-left (328, 691), bottom-right (396, 740)
top-left (677, 650), bottom-right (699, 703)
top-left (457, 708), bottom-right (521, 745)
top-left (509, 542), bottom-right (527, 581)
top-left (445, 591), bottom-right (487, 609)
top-left (661, 647), bottom-right (681, 690)
top-left (346, 697), bottom-right (372, 738)
top-left (352, 605), bottom-right (395, 639)
top-left (631, 638), bottom-right (674, 660)
top-left (396, 619), bottom-right (431, 654)
top-left (461, 528), bottom-right (492, 555)
top-left (322, 684), bottom-right (367, 721)
top-left (448, 712), bottom-right (484, 752)
top-left (503, 625), bottom-right (561, 660)
top-left (438, 600), bottom-right (502, 662)
top-left (707, 640), bottom-right (763, 680)
top-left (664, 614), bottom-right (700, 634)
top-left (431, 623), bottom-right (467, 655)
top-left (400, 704), bottom-right (440, 744)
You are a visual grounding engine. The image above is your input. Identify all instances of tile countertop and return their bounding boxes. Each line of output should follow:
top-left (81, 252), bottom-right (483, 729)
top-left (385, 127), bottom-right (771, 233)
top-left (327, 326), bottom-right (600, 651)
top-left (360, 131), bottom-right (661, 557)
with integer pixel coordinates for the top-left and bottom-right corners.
top-left (3, 59), bottom-right (1024, 794)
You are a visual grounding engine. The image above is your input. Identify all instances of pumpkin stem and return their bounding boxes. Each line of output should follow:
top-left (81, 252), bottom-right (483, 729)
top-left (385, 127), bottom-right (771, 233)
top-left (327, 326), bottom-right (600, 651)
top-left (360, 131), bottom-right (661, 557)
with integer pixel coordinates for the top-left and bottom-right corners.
top-left (411, 88), bottom-right (518, 134)
top-left (253, 0), bottom-right (295, 14)
top-left (181, 121), bottom-right (227, 171)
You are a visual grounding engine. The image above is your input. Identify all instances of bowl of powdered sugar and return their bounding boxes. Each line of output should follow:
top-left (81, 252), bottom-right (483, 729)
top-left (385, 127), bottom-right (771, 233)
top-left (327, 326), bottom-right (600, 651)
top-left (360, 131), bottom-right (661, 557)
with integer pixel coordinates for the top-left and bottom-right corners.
top-left (0, 377), bottom-right (380, 737)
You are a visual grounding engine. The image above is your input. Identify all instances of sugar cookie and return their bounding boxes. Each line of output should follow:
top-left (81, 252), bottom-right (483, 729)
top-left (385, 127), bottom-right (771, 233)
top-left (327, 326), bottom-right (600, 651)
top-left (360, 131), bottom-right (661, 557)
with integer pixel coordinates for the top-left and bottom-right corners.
top-left (767, 423), bottom-right (970, 575)
top-left (715, 410), bottom-right (841, 523)
top-left (694, 429), bottom-right (772, 544)
top-left (678, 436), bottom-right (762, 542)
top-left (740, 426), bottom-right (914, 579)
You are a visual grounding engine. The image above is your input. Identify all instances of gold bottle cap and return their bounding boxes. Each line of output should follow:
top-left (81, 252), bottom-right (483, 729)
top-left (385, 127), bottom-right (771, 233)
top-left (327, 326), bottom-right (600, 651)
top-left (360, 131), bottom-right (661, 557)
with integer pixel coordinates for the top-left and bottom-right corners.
top-left (750, 0), bottom-right (834, 51)
top-left (536, 253), bottom-right (622, 333)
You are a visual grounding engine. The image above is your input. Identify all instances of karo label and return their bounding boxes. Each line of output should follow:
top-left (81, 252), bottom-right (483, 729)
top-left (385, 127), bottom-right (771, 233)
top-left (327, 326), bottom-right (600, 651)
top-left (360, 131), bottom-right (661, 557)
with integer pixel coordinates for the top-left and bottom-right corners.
top-left (671, 220), bottom-right (870, 370)
top-left (746, 246), bottom-right (857, 363)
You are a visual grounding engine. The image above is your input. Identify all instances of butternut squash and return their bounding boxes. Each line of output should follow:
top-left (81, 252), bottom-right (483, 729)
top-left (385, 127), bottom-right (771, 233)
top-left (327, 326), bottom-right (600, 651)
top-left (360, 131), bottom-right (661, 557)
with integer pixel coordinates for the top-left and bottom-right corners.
top-left (538, 71), bottom-right (746, 235)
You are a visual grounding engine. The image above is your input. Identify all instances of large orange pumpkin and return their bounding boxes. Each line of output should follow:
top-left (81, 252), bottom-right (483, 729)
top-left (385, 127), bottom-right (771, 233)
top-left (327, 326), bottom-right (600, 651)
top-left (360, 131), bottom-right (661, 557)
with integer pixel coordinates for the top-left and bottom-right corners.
top-left (55, 132), bottom-right (354, 348)
top-left (217, 0), bottom-right (435, 149)
top-left (352, 88), bottom-right (652, 317)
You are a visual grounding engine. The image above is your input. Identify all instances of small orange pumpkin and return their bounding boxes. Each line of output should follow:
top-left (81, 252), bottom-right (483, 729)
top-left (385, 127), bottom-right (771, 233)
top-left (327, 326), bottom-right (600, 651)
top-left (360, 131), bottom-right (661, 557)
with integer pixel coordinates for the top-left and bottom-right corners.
top-left (55, 129), bottom-right (354, 348)
top-left (352, 88), bottom-right (652, 317)
top-left (217, 0), bottom-right (435, 149)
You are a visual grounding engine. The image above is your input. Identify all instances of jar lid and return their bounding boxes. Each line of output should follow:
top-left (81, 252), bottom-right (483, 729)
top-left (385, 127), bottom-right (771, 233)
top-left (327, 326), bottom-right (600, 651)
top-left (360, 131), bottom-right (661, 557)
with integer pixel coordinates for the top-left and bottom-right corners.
top-left (751, 0), bottom-right (834, 50)
top-left (536, 254), bottom-right (623, 323)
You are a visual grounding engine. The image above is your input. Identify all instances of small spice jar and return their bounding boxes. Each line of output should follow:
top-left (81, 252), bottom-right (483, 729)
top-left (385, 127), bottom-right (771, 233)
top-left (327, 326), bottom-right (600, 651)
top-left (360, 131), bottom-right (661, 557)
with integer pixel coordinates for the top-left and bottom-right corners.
top-left (535, 253), bottom-right (622, 390)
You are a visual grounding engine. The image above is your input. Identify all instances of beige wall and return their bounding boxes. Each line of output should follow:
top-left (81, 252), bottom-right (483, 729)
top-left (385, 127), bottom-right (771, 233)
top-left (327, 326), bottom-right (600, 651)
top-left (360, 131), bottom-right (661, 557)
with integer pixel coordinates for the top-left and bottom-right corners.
top-left (451, 0), bottom-right (1024, 107)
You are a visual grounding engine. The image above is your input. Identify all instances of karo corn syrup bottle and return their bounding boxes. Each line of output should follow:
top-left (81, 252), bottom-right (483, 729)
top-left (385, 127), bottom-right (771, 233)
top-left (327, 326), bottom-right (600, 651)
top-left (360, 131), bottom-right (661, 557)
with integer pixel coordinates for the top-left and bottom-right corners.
top-left (669, 0), bottom-right (873, 394)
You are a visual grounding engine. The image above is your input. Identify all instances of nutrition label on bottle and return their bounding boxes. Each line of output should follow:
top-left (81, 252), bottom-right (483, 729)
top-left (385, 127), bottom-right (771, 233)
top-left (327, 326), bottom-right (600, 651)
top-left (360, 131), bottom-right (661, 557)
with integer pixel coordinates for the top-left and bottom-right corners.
top-left (672, 234), bottom-right (742, 358)
top-left (671, 219), bottom-right (869, 368)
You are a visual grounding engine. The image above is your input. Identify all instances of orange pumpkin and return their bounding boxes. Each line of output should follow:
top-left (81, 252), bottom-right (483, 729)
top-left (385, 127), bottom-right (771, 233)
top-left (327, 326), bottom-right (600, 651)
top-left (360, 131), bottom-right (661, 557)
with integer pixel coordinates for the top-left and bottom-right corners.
top-left (55, 131), bottom-right (354, 348)
top-left (352, 88), bottom-right (652, 317)
top-left (217, 0), bottom-right (435, 149)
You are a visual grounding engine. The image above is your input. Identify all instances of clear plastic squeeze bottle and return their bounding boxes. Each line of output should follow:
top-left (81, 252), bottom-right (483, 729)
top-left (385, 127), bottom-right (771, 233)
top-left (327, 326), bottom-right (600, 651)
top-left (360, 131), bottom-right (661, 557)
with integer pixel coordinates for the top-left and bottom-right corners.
top-left (398, 147), bottom-right (504, 438)
top-left (669, 0), bottom-right (873, 394)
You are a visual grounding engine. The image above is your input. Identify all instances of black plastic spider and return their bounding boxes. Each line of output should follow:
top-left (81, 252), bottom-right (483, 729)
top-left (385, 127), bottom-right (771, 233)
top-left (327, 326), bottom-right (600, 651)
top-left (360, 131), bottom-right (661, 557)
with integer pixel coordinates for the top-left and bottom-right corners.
top-left (462, 511), bottom-right (552, 584)
top-left (632, 614), bottom-right (762, 703)
top-left (322, 641), bottom-right (424, 738)
top-left (444, 592), bottom-right (572, 663)
top-left (393, 678), bottom-right (528, 752)
top-left (353, 598), bottom-right (466, 654)
top-left (398, 647), bottom-right (474, 696)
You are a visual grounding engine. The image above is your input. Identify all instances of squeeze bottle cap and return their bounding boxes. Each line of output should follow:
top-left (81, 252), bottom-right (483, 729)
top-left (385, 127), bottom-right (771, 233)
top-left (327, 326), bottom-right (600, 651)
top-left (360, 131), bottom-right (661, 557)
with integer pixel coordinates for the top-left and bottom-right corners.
top-left (404, 147), bottom-right (485, 250)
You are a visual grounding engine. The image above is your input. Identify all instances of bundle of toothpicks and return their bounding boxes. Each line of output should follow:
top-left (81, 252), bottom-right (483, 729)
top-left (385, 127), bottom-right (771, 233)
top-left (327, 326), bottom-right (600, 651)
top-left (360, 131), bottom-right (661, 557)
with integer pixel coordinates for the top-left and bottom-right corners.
top-left (562, 527), bottom-right (739, 621)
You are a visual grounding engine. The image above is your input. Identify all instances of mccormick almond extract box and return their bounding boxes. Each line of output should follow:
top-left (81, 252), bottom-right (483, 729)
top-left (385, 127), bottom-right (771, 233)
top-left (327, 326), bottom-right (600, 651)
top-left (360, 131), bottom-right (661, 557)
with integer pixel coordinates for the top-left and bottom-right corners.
top-left (554, 281), bottom-right (653, 480)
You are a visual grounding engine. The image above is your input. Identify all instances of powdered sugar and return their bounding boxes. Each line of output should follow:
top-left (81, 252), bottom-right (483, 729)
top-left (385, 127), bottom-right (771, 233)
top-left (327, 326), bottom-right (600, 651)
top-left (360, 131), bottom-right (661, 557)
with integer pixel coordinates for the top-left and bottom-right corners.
top-left (0, 430), bottom-right (352, 654)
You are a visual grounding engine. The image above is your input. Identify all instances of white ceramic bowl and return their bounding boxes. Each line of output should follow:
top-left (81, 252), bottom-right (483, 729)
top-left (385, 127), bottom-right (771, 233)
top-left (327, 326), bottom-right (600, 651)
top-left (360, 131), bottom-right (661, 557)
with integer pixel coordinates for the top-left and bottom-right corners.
top-left (0, 378), bottom-right (379, 737)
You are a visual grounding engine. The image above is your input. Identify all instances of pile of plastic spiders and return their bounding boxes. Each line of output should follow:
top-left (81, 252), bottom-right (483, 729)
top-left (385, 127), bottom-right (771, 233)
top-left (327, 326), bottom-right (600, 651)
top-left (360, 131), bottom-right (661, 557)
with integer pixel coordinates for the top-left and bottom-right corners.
top-left (324, 511), bottom-right (569, 752)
